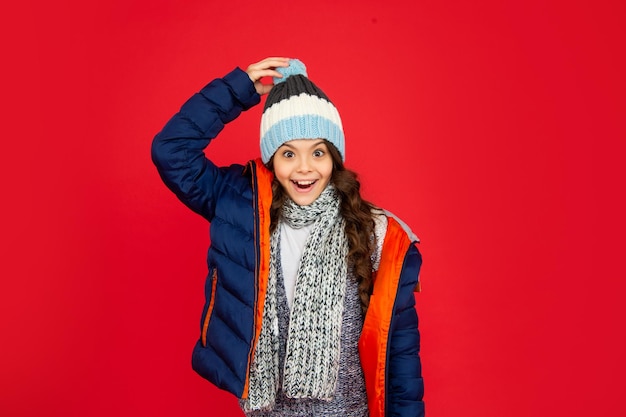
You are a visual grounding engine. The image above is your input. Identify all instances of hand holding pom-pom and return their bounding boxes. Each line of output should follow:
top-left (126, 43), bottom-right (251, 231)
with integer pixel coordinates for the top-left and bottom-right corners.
top-left (274, 59), bottom-right (308, 84)
top-left (245, 57), bottom-right (290, 95)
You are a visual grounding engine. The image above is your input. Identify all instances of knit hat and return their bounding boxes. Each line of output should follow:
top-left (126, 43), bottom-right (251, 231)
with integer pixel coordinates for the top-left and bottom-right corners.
top-left (260, 59), bottom-right (345, 163)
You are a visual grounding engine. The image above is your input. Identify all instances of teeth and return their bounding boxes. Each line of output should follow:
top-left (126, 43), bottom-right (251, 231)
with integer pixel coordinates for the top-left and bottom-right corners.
top-left (294, 180), bottom-right (315, 185)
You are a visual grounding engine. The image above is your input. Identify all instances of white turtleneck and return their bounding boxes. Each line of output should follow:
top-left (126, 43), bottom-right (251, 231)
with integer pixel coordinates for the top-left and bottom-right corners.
top-left (279, 221), bottom-right (313, 309)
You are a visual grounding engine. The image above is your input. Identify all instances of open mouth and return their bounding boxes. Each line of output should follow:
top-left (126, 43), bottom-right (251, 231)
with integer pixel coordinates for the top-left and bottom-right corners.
top-left (291, 179), bottom-right (318, 190)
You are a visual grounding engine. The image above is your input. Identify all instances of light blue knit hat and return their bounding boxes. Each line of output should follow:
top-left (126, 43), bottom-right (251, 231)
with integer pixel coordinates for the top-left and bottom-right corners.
top-left (260, 59), bottom-right (345, 163)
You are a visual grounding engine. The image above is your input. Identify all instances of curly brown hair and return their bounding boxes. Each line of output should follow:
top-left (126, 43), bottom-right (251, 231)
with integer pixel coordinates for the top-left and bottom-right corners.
top-left (266, 140), bottom-right (378, 313)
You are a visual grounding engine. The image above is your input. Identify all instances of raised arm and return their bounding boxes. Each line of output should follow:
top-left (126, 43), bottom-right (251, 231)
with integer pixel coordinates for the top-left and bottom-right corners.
top-left (151, 57), bottom-right (289, 219)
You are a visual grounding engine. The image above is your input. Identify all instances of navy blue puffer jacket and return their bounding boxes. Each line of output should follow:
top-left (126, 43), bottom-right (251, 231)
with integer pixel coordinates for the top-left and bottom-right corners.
top-left (151, 67), bottom-right (424, 417)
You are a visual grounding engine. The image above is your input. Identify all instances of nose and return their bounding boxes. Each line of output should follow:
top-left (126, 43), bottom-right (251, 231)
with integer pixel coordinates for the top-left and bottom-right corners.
top-left (296, 155), bottom-right (313, 173)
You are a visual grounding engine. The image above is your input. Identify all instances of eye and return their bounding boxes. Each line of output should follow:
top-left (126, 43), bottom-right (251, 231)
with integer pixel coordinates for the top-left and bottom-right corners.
top-left (313, 149), bottom-right (325, 157)
top-left (282, 150), bottom-right (295, 158)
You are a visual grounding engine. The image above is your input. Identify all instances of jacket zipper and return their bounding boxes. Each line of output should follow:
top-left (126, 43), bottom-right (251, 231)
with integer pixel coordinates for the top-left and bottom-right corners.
top-left (201, 268), bottom-right (218, 347)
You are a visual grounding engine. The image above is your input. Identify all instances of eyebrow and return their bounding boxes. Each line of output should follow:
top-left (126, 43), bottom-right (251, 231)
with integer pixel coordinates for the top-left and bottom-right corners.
top-left (281, 140), bottom-right (326, 149)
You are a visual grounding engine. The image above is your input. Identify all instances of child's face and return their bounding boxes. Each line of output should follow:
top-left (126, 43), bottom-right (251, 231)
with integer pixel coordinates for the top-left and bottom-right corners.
top-left (273, 139), bottom-right (333, 206)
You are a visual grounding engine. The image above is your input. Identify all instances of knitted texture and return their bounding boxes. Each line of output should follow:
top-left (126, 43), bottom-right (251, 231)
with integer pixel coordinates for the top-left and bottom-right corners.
top-left (260, 59), bottom-right (345, 163)
top-left (272, 59), bottom-right (308, 84)
top-left (241, 238), bottom-right (368, 416)
top-left (244, 185), bottom-right (349, 411)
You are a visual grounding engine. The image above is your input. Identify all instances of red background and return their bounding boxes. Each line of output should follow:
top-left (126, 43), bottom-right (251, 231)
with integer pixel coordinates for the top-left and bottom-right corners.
top-left (3, 0), bottom-right (625, 416)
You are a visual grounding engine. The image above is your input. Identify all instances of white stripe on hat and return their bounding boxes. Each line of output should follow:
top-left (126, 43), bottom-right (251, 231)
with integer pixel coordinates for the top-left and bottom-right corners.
top-left (260, 93), bottom-right (343, 139)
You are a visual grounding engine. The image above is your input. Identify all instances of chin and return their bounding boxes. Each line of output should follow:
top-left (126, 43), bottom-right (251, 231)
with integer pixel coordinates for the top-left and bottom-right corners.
top-left (290, 196), bottom-right (318, 206)
top-left (288, 191), bottom-right (323, 206)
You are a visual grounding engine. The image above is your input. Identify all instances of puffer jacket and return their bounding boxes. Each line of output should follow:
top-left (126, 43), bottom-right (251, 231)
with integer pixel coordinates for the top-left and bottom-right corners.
top-left (151, 67), bottom-right (424, 417)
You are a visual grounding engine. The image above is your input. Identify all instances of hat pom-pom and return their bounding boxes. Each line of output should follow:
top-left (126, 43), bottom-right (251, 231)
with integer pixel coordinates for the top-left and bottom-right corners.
top-left (273, 59), bottom-right (307, 84)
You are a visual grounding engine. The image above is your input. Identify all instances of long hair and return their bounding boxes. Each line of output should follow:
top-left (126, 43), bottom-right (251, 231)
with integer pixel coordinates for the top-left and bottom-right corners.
top-left (266, 141), bottom-right (377, 314)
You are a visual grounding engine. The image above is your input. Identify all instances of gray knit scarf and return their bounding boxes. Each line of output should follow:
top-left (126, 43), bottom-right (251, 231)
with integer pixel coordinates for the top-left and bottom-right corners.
top-left (244, 185), bottom-right (349, 411)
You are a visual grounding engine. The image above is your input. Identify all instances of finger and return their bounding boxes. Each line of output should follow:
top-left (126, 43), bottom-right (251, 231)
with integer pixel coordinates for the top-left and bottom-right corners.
top-left (253, 81), bottom-right (274, 96)
top-left (256, 57), bottom-right (290, 67)
top-left (258, 84), bottom-right (273, 95)
top-left (246, 57), bottom-right (290, 88)
top-left (247, 57), bottom-right (290, 73)
top-left (247, 68), bottom-right (284, 83)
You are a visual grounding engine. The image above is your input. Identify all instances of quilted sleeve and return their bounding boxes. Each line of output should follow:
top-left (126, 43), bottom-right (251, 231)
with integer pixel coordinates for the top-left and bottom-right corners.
top-left (151, 67), bottom-right (260, 220)
top-left (387, 243), bottom-right (425, 417)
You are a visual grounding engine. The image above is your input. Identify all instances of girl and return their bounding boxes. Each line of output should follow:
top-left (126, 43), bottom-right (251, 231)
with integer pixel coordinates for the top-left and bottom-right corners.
top-left (152, 57), bottom-right (424, 417)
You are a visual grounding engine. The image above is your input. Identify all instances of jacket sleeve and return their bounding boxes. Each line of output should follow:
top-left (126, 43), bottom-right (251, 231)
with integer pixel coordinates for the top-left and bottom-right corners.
top-left (388, 243), bottom-right (425, 417)
top-left (151, 67), bottom-right (260, 220)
